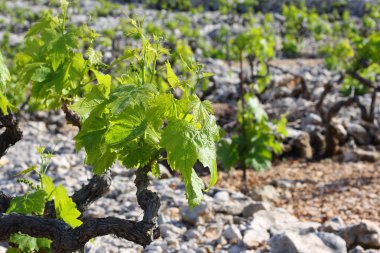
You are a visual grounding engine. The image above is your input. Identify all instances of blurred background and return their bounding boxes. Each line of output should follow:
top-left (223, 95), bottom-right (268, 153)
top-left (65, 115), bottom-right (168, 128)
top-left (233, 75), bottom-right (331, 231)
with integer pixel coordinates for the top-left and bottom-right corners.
top-left (1, 0), bottom-right (380, 252)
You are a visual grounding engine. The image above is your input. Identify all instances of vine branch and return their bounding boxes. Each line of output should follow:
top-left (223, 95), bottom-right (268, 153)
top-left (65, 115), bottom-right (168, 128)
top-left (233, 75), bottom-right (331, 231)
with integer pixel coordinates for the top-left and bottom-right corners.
top-left (0, 214), bottom-right (158, 253)
top-left (268, 63), bottom-right (310, 99)
top-left (0, 167), bottom-right (160, 252)
top-left (61, 100), bottom-right (81, 129)
top-left (0, 109), bottom-right (22, 159)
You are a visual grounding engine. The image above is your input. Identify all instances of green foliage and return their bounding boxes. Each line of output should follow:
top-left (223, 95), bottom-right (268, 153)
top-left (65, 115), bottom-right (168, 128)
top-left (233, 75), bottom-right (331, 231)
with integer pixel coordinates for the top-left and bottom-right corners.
top-left (319, 39), bottom-right (354, 70)
top-left (217, 0), bottom-right (257, 14)
top-left (53, 185), bottom-right (83, 228)
top-left (281, 2), bottom-right (333, 57)
top-left (282, 3), bottom-right (308, 56)
top-left (0, 52), bottom-right (10, 88)
top-left (92, 0), bottom-right (120, 17)
top-left (70, 20), bottom-right (219, 207)
top-left (282, 35), bottom-right (299, 58)
top-left (8, 233), bottom-right (52, 253)
top-left (231, 21), bottom-right (274, 92)
top-left (6, 190), bottom-right (47, 215)
top-left (6, 145), bottom-right (82, 252)
top-left (0, 52), bottom-right (16, 115)
top-left (308, 13), bottom-right (331, 41)
top-left (145, 21), bottom-right (165, 37)
top-left (15, 3), bottom-right (106, 110)
top-left (218, 96), bottom-right (286, 171)
top-left (321, 22), bottom-right (380, 97)
top-left (143, 0), bottom-right (205, 12)
top-left (283, 3), bottom-right (308, 37)
top-left (214, 12), bottom-right (282, 173)
top-left (232, 27), bottom-right (275, 59)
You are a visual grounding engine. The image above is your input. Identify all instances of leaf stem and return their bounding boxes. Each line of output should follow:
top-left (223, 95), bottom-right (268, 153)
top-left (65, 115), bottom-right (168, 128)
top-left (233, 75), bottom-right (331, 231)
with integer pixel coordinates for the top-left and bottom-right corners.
top-left (150, 53), bottom-right (157, 84)
top-left (141, 51), bottom-right (146, 85)
top-left (61, 6), bottom-right (67, 34)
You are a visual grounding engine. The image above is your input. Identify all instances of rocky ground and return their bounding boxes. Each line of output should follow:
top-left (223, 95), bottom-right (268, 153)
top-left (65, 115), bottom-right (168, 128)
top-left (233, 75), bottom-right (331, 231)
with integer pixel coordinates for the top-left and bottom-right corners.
top-left (1, 1), bottom-right (380, 252)
top-left (0, 113), bottom-right (379, 253)
top-left (216, 161), bottom-right (380, 225)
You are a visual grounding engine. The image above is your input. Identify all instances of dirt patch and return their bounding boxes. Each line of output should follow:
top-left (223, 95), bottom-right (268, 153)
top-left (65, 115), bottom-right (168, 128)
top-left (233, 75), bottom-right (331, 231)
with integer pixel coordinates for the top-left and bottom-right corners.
top-left (212, 160), bottom-right (380, 225)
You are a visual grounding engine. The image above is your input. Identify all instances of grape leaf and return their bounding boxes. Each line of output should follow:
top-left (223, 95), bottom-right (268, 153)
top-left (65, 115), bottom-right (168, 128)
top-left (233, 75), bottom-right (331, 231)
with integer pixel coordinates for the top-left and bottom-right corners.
top-left (86, 47), bottom-right (102, 66)
top-left (246, 96), bottom-right (268, 121)
top-left (146, 93), bottom-right (181, 127)
top-left (166, 62), bottom-right (180, 88)
top-left (162, 118), bottom-right (220, 206)
top-left (92, 69), bottom-right (111, 97)
top-left (151, 162), bottom-right (160, 178)
top-left (181, 168), bottom-right (204, 208)
top-left (244, 134), bottom-right (273, 171)
top-left (6, 190), bottom-right (47, 215)
top-left (217, 138), bottom-right (239, 170)
top-left (107, 84), bottom-right (157, 115)
top-left (36, 237), bottom-right (52, 251)
top-left (5, 248), bottom-right (21, 253)
top-left (0, 94), bottom-right (14, 115)
top-left (9, 233), bottom-right (51, 253)
top-left (25, 13), bottom-right (58, 38)
top-left (119, 140), bottom-right (158, 168)
top-left (54, 185), bottom-right (82, 228)
top-left (75, 106), bottom-right (117, 174)
top-left (276, 115), bottom-right (288, 137)
top-left (70, 52), bottom-right (86, 77)
top-left (70, 87), bottom-right (106, 120)
top-left (188, 95), bottom-right (214, 125)
top-left (111, 49), bottom-right (137, 66)
top-left (49, 32), bottom-right (79, 71)
top-left (196, 117), bottom-right (219, 189)
top-left (31, 65), bottom-right (69, 100)
top-left (41, 175), bottom-right (55, 200)
top-left (9, 233), bottom-right (39, 253)
top-left (161, 119), bottom-right (198, 173)
top-left (202, 72), bottom-right (214, 78)
top-left (105, 106), bottom-right (147, 147)
top-left (31, 66), bottom-right (51, 83)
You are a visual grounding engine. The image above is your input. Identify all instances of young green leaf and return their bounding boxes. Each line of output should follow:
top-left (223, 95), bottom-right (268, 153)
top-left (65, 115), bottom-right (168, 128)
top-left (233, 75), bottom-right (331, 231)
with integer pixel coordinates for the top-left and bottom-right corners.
top-left (119, 140), bottom-right (158, 168)
top-left (9, 233), bottom-right (51, 253)
top-left (75, 111), bottom-right (117, 174)
top-left (202, 72), bottom-right (214, 78)
top-left (6, 190), bottom-right (47, 215)
top-left (105, 106), bottom-right (148, 147)
top-left (181, 168), bottom-right (204, 208)
top-left (41, 175), bottom-right (55, 200)
top-left (54, 185), bottom-right (82, 228)
top-left (151, 162), bottom-right (161, 178)
top-left (188, 95), bottom-right (214, 125)
top-left (86, 47), bottom-right (102, 66)
top-left (70, 87), bottom-right (107, 120)
top-left (107, 84), bottom-right (157, 115)
top-left (0, 94), bottom-right (15, 115)
top-left (15, 166), bottom-right (38, 177)
top-left (166, 62), bottom-right (180, 88)
top-left (92, 69), bottom-right (111, 97)
top-left (161, 117), bottom-right (219, 204)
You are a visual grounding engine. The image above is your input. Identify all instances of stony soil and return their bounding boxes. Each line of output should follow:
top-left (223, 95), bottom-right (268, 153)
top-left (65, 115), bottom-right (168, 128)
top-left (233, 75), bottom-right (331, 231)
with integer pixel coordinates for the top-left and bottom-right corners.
top-left (1, 118), bottom-right (380, 253)
top-left (214, 160), bottom-right (380, 225)
top-left (1, 1), bottom-right (380, 252)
